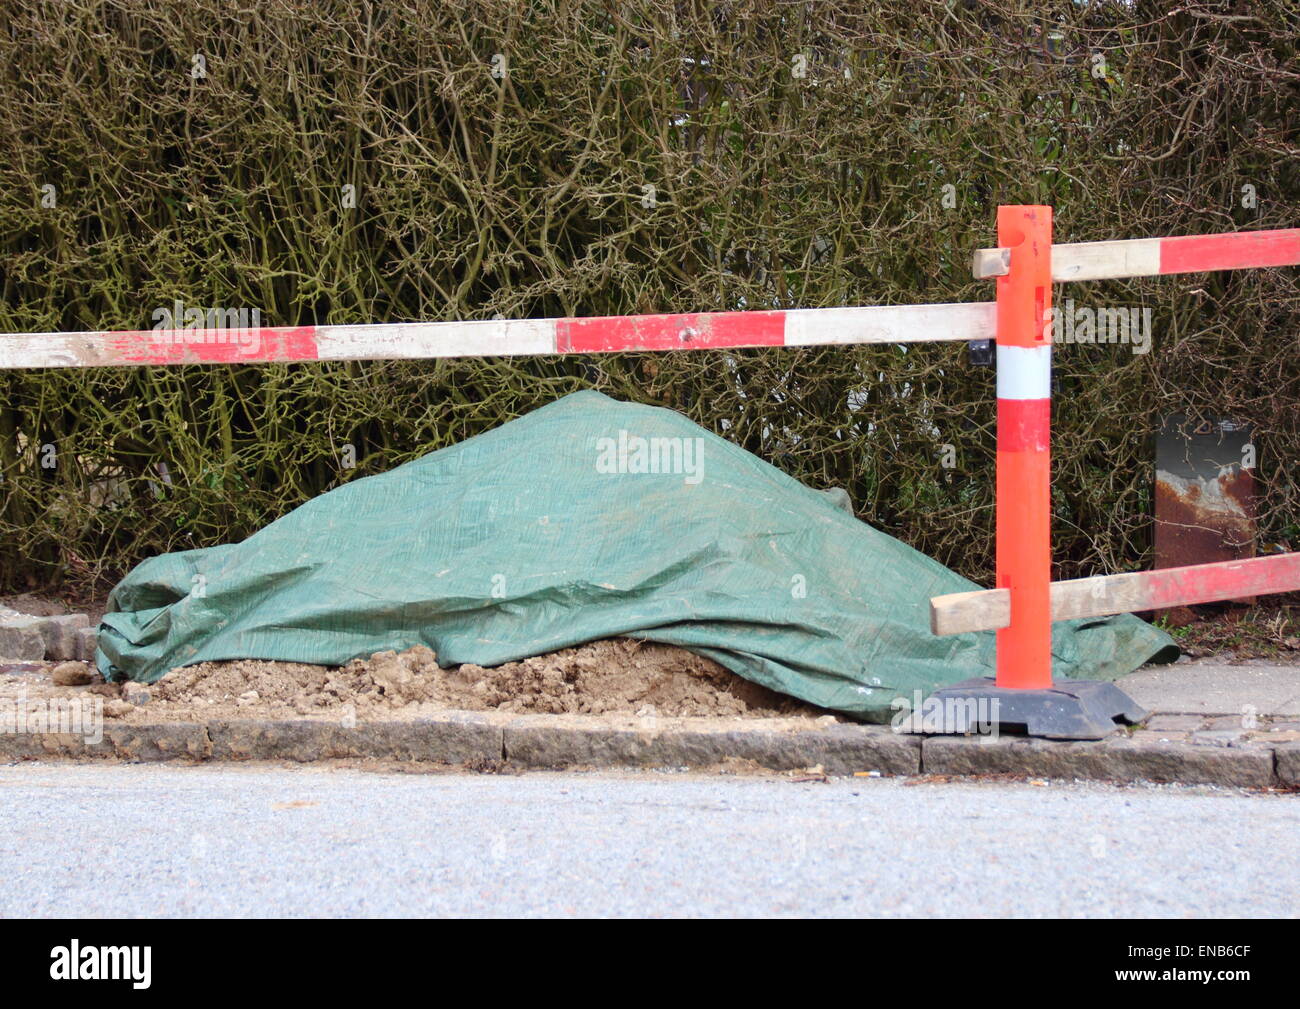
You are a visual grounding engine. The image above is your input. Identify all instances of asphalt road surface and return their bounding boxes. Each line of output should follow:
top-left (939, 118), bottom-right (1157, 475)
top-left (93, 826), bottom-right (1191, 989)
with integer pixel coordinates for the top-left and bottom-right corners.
top-left (1, 763), bottom-right (1296, 917)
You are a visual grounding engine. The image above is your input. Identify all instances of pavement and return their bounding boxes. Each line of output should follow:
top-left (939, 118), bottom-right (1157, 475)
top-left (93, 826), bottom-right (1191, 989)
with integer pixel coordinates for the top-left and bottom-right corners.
top-left (1122, 660), bottom-right (1300, 717)
top-left (1, 762), bottom-right (1294, 917)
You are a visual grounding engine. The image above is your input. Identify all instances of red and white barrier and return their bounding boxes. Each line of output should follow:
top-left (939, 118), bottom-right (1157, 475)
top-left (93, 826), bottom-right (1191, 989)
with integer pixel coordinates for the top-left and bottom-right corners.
top-left (967, 215), bottom-right (1300, 695)
top-left (974, 227), bottom-right (1300, 282)
top-left (0, 302), bottom-right (995, 369)
top-left (932, 552), bottom-right (1300, 636)
top-left (2, 210), bottom-right (1298, 700)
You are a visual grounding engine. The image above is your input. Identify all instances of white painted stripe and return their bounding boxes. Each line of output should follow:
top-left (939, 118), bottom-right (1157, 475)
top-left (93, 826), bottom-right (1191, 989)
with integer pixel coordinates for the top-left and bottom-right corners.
top-left (974, 237), bottom-right (1162, 281)
top-left (783, 302), bottom-right (994, 346)
top-left (0, 332), bottom-right (92, 369)
top-left (996, 344), bottom-right (1051, 400)
top-left (316, 318), bottom-right (557, 361)
top-left (1051, 237), bottom-right (1161, 282)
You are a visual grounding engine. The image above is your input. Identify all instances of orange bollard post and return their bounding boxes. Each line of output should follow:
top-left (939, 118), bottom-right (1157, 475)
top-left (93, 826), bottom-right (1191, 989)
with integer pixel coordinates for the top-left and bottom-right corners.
top-left (926, 204), bottom-right (1146, 737)
top-left (994, 205), bottom-right (1053, 689)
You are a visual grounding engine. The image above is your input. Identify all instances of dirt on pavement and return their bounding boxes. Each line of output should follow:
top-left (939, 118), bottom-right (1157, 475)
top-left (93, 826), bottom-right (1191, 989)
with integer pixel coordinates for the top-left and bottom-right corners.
top-left (1, 638), bottom-right (831, 723)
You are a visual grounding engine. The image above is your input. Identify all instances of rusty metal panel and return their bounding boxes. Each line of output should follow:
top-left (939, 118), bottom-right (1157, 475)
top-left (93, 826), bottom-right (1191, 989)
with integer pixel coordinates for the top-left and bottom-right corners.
top-left (1154, 414), bottom-right (1257, 611)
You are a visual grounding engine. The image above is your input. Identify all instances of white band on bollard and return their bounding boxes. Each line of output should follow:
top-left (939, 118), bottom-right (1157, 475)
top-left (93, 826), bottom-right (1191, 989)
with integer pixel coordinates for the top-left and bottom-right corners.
top-left (995, 343), bottom-right (1051, 400)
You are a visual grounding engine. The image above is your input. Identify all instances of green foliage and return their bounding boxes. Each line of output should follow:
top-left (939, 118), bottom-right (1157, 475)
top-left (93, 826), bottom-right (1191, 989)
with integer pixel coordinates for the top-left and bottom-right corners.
top-left (1, 0), bottom-right (1297, 591)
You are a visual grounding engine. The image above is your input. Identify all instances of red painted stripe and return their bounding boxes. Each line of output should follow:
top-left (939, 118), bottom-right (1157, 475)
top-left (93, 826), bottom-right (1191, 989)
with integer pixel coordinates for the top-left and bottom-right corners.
top-left (111, 326), bottom-right (320, 365)
top-left (997, 397), bottom-right (1050, 453)
top-left (555, 311), bottom-right (786, 354)
top-left (1159, 229), bottom-right (1300, 275)
top-left (1142, 553), bottom-right (1300, 609)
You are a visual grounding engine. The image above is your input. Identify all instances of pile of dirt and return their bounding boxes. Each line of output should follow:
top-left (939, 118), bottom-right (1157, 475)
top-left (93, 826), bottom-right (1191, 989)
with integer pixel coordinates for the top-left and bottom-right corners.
top-left (14, 639), bottom-right (828, 722)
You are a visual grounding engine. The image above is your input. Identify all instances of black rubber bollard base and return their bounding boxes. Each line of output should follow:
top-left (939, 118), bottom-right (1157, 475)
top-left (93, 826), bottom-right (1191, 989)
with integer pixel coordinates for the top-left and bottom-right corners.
top-left (922, 678), bottom-right (1148, 740)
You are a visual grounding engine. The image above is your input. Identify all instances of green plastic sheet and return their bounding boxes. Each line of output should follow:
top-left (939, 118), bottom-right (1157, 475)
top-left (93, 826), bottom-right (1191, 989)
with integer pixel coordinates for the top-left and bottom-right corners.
top-left (99, 391), bottom-right (1176, 720)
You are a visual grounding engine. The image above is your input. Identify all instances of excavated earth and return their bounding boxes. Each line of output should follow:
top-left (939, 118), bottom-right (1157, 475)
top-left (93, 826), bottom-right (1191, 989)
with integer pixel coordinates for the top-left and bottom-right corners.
top-left (1, 638), bottom-right (835, 724)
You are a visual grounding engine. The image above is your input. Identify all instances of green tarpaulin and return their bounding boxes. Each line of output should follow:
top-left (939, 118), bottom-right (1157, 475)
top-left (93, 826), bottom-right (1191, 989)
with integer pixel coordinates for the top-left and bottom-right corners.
top-left (98, 390), bottom-right (1176, 720)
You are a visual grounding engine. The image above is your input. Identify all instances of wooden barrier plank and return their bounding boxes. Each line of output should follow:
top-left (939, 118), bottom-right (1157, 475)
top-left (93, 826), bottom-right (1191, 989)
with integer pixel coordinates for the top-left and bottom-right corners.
top-left (972, 228), bottom-right (1300, 282)
top-left (0, 302), bottom-right (995, 370)
top-left (931, 553), bottom-right (1300, 636)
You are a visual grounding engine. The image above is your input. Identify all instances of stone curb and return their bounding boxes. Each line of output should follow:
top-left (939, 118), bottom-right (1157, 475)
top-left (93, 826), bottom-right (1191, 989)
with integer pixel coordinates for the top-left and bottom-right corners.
top-left (1276, 742), bottom-right (1300, 787)
top-left (922, 734), bottom-right (1276, 788)
top-left (502, 716), bottom-right (920, 775)
top-left (0, 723), bottom-right (211, 762)
top-left (0, 714), bottom-right (1295, 787)
top-left (206, 716), bottom-right (501, 763)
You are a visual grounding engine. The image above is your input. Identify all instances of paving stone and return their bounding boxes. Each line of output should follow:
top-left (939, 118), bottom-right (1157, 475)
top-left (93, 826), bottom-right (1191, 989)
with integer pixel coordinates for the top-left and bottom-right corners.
top-left (0, 609), bottom-right (45, 660)
top-left (1206, 714), bottom-right (1255, 731)
top-left (1144, 714), bottom-right (1205, 732)
top-left (37, 613), bottom-right (89, 661)
top-left (1129, 729), bottom-right (1189, 744)
top-left (1190, 729), bottom-right (1249, 747)
top-left (74, 626), bottom-right (98, 662)
top-left (1121, 663), bottom-right (1300, 717)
